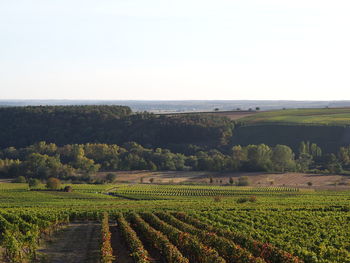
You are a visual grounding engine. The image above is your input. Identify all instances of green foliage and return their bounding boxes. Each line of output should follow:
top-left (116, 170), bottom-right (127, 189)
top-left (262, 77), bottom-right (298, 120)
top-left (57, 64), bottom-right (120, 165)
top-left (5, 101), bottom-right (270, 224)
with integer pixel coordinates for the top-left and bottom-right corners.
top-left (236, 196), bottom-right (257, 203)
top-left (106, 173), bottom-right (117, 183)
top-left (237, 176), bottom-right (250, 186)
top-left (229, 177), bottom-right (234, 185)
top-left (100, 212), bottom-right (114, 263)
top-left (63, 185), bottom-right (73, 192)
top-left (232, 124), bottom-right (347, 154)
top-left (0, 106), bottom-right (232, 153)
top-left (0, 182), bottom-right (350, 262)
top-left (240, 108), bottom-right (350, 125)
top-left (12, 176), bottom-right (26, 183)
top-left (1, 140), bottom-right (349, 181)
top-left (46, 177), bottom-right (61, 190)
top-left (28, 178), bottom-right (40, 188)
top-left (271, 145), bottom-right (295, 172)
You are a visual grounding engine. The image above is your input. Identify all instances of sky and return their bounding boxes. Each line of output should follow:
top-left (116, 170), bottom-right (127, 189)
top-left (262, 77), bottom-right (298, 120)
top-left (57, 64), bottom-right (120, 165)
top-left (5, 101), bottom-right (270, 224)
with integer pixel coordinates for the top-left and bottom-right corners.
top-left (1, 0), bottom-right (350, 100)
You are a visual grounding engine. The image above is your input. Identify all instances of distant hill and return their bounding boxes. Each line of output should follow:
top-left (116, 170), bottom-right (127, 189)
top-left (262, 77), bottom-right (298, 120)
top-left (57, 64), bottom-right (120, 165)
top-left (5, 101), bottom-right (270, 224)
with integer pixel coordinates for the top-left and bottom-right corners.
top-left (1, 104), bottom-right (350, 154)
top-left (2, 100), bottom-right (350, 112)
top-left (231, 108), bottom-right (350, 153)
top-left (238, 108), bottom-right (350, 125)
top-left (0, 105), bottom-right (232, 152)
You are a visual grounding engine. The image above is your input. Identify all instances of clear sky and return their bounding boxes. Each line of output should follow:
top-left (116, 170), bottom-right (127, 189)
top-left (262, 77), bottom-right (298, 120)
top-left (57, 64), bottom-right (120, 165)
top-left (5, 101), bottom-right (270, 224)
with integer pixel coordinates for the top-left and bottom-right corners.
top-left (1, 0), bottom-right (350, 100)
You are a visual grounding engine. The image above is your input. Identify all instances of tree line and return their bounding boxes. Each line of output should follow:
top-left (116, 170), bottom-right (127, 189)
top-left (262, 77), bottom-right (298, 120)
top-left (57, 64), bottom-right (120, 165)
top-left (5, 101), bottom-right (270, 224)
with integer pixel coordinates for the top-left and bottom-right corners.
top-left (1, 141), bottom-right (349, 182)
top-left (0, 105), bottom-right (232, 154)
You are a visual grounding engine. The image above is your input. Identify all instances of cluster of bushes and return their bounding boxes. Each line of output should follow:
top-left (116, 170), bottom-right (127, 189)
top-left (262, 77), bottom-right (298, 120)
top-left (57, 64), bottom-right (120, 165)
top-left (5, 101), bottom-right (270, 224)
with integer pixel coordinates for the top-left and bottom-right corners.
top-left (13, 176), bottom-right (73, 191)
top-left (236, 196), bottom-right (258, 203)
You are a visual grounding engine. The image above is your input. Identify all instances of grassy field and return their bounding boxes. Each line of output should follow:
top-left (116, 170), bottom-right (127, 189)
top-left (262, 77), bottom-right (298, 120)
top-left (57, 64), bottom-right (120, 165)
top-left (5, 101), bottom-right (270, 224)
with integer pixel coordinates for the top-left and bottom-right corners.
top-left (0, 182), bottom-right (350, 263)
top-left (238, 108), bottom-right (350, 125)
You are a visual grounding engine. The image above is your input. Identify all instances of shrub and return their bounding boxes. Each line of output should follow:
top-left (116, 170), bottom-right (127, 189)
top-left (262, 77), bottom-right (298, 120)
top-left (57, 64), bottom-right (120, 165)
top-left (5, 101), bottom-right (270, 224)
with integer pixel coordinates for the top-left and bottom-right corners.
top-left (249, 195), bottom-right (257, 202)
top-left (237, 196), bottom-right (257, 203)
top-left (63, 185), bottom-right (73, 192)
top-left (46, 177), bottom-right (61, 190)
top-left (236, 197), bottom-right (249, 203)
top-left (106, 173), bottom-right (117, 183)
top-left (237, 176), bottom-right (250, 186)
top-left (213, 196), bottom-right (222, 202)
top-left (13, 176), bottom-right (26, 183)
top-left (229, 177), bottom-right (234, 185)
top-left (28, 178), bottom-right (40, 188)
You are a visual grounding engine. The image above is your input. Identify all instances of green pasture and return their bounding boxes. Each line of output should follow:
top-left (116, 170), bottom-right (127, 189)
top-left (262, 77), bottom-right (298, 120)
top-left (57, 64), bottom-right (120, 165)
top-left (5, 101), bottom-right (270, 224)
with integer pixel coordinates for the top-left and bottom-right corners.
top-left (239, 108), bottom-right (350, 125)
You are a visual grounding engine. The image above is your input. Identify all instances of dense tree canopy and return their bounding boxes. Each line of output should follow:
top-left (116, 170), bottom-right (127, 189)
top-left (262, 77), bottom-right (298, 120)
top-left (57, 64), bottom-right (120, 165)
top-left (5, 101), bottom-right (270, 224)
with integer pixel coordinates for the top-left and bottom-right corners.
top-left (1, 141), bottom-right (348, 182)
top-left (0, 106), bottom-right (233, 153)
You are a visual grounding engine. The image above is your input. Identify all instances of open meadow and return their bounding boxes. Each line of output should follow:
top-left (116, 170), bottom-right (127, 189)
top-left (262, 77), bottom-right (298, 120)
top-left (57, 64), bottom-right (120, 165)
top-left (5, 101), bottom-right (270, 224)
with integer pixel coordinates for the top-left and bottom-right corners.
top-left (238, 108), bottom-right (350, 125)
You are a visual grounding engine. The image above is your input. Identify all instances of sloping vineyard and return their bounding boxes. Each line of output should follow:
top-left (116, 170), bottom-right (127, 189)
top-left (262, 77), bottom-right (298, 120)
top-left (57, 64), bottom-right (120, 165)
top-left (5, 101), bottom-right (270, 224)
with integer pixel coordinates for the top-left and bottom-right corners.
top-left (193, 210), bottom-right (350, 263)
top-left (0, 183), bottom-right (349, 263)
top-left (0, 210), bottom-right (69, 262)
top-left (0, 211), bottom-right (304, 263)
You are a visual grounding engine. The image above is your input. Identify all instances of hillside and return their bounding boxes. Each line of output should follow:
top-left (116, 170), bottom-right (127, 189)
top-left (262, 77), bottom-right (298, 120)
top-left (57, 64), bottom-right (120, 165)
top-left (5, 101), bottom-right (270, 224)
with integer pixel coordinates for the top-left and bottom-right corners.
top-left (0, 105), bottom-right (233, 152)
top-left (231, 108), bottom-right (350, 152)
top-left (238, 108), bottom-right (350, 125)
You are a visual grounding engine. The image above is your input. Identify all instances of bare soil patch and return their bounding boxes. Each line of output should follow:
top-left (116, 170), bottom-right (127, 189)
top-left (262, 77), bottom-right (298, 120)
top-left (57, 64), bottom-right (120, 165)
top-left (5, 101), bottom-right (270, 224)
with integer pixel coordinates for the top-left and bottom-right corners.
top-left (98, 171), bottom-right (350, 190)
top-left (110, 224), bottom-right (133, 263)
top-left (129, 223), bottom-right (164, 263)
top-left (38, 222), bottom-right (100, 263)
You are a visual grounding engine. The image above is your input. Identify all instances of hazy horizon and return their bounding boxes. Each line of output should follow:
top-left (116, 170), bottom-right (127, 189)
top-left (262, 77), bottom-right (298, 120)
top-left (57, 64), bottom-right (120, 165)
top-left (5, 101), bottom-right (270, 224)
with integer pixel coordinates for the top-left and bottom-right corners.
top-left (1, 1), bottom-right (350, 100)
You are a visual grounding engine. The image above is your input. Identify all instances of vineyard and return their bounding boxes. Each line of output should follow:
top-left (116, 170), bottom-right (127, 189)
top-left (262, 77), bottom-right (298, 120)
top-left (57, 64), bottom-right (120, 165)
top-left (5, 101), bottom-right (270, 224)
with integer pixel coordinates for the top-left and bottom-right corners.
top-left (0, 183), bottom-right (349, 262)
top-left (111, 184), bottom-right (300, 199)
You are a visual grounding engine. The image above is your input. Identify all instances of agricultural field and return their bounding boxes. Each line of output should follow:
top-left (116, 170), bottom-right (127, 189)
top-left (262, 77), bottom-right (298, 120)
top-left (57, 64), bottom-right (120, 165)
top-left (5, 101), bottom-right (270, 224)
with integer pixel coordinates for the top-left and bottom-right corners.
top-left (238, 108), bottom-right (350, 125)
top-left (97, 171), bottom-right (350, 190)
top-left (162, 110), bottom-right (258, 120)
top-left (0, 182), bottom-right (349, 263)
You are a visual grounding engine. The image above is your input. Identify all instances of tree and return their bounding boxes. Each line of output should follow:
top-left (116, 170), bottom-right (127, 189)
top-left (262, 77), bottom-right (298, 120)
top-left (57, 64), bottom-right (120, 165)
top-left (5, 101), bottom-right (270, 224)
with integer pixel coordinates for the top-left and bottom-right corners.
top-left (63, 185), bottom-right (73, 192)
top-left (298, 141), bottom-right (308, 156)
top-left (297, 153), bottom-right (313, 172)
top-left (255, 107), bottom-right (260, 111)
top-left (325, 154), bottom-right (343, 174)
top-left (28, 178), bottom-right (40, 188)
top-left (74, 155), bottom-right (100, 175)
top-left (46, 177), bottom-right (61, 190)
top-left (271, 145), bottom-right (295, 172)
top-left (338, 147), bottom-right (350, 166)
top-left (231, 146), bottom-right (247, 171)
top-left (246, 144), bottom-right (272, 171)
top-left (106, 173), bottom-right (117, 183)
top-left (310, 143), bottom-right (322, 159)
top-left (147, 161), bottom-right (157, 171)
top-left (229, 177), bottom-right (234, 185)
top-left (23, 153), bottom-right (64, 179)
top-left (237, 176), bottom-right (250, 186)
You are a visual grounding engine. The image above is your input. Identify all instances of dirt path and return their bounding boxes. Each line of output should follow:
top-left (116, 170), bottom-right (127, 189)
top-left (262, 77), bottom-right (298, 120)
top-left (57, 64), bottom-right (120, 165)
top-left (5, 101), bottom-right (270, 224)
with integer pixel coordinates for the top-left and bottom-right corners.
top-left (130, 226), bottom-right (164, 263)
top-left (110, 224), bottom-right (134, 263)
top-left (39, 222), bottom-right (100, 263)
